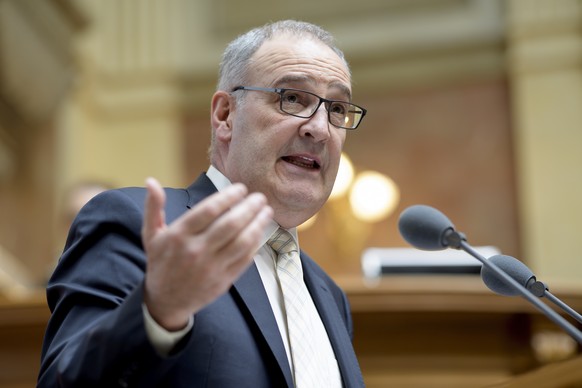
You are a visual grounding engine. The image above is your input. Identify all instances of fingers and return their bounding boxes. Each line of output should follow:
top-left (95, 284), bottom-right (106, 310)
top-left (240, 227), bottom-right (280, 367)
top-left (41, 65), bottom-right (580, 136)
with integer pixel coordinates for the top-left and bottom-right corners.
top-left (177, 183), bottom-right (249, 236)
top-left (205, 192), bottom-right (270, 251)
top-left (170, 185), bottom-right (272, 269)
top-left (221, 204), bottom-right (273, 276)
top-left (177, 186), bottom-right (273, 262)
top-left (142, 177), bottom-right (167, 249)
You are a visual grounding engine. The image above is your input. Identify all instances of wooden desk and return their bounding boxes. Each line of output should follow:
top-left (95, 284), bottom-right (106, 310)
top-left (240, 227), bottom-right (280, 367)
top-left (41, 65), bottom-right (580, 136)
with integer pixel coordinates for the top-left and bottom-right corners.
top-left (492, 355), bottom-right (582, 387)
top-left (338, 274), bottom-right (582, 387)
top-left (1, 276), bottom-right (581, 387)
top-left (0, 291), bottom-right (49, 388)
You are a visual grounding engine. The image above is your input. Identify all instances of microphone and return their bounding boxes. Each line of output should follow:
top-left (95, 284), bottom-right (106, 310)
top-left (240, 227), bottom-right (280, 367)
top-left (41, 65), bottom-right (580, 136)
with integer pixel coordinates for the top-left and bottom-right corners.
top-left (480, 254), bottom-right (536, 296)
top-left (482, 254), bottom-right (582, 324)
top-left (398, 204), bottom-right (582, 344)
top-left (398, 205), bottom-right (465, 250)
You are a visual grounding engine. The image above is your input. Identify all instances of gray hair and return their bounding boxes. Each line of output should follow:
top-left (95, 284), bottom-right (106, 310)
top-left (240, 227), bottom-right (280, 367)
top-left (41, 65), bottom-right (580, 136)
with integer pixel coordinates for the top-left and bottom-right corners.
top-left (217, 20), bottom-right (350, 92)
top-left (209, 20), bottom-right (350, 161)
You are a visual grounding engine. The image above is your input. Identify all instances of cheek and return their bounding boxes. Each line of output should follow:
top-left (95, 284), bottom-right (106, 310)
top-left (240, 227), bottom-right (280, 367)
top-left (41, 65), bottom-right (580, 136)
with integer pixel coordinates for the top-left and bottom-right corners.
top-left (336, 129), bottom-right (347, 147)
top-left (228, 127), bottom-right (272, 172)
top-left (329, 132), bottom-right (346, 164)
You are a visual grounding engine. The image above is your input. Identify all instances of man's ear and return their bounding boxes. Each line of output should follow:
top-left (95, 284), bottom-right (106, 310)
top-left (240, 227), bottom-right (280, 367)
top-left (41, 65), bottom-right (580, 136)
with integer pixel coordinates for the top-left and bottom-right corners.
top-left (211, 91), bottom-right (234, 143)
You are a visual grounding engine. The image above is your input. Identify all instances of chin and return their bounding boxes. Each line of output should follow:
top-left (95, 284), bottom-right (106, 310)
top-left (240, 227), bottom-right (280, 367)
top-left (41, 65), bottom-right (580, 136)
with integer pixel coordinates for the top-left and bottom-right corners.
top-left (293, 201), bottom-right (325, 221)
top-left (273, 202), bottom-right (321, 229)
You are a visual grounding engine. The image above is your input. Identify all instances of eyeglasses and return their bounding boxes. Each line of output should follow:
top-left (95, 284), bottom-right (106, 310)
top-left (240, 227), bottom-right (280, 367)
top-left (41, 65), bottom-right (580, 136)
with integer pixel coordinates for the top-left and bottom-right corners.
top-left (231, 86), bottom-right (367, 130)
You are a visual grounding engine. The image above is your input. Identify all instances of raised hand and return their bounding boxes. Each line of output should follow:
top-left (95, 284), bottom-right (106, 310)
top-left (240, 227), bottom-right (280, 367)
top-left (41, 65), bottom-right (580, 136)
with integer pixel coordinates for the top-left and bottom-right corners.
top-left (142, 177), bottom-right (273, 331)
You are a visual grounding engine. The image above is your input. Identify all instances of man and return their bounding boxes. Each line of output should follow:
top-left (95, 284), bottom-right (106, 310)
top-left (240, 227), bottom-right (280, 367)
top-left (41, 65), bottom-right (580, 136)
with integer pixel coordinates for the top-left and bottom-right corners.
top-left (38, 20), bottom-right (367, 387)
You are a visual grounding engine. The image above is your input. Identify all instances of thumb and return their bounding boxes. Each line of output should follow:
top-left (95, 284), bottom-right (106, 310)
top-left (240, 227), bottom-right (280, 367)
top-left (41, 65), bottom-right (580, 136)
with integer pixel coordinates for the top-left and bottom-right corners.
top-left (142, 177), bottom-right (167, 249)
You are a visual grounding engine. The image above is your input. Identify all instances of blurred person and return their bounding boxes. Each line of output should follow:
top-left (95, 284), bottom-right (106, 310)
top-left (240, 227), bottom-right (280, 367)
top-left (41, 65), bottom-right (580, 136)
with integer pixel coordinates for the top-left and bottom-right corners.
top-left (60, 181), bottom-right (112, 230)
top-left (57, 181), bottom-right (113, 251)
top-left (45, 181), bottom-right (112, 282)
top-left (38, 20), bottom-right (367, 387)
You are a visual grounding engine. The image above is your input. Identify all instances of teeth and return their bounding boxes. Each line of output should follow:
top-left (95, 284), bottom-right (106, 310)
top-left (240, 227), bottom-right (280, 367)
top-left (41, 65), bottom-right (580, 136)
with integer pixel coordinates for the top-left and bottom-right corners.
top-left (283, 156), bottom-right (319, 169)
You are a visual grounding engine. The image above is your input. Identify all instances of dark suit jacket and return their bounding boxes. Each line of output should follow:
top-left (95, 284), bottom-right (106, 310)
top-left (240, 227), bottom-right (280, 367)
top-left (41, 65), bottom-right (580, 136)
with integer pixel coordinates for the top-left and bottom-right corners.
top-left (38, 174), bottom-right (364, 387)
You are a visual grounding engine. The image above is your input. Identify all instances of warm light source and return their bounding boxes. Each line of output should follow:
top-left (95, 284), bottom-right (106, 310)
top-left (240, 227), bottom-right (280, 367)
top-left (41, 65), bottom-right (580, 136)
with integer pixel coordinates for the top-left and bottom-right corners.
top-left (298, 152), bottom-right (400, 273)
top-left (329, 153), bottom-right (354, 200)
top-left (349, 171), bottom-right (400, 223)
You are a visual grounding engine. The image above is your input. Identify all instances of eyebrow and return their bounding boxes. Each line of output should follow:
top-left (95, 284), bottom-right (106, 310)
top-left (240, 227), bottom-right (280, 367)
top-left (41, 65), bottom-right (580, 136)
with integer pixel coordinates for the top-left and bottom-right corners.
top-left (272, 75), bottom-right (352, 101)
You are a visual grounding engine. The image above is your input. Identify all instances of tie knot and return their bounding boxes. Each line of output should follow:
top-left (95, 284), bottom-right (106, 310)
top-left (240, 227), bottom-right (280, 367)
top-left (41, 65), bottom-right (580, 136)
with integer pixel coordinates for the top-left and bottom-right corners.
top-left (267, 228), bottom-right (297, 256)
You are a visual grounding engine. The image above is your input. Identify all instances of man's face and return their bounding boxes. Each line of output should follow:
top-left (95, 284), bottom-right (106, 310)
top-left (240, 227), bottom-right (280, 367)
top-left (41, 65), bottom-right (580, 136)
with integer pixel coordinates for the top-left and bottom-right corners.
top-left (219, 35), bottom-right (351, 228)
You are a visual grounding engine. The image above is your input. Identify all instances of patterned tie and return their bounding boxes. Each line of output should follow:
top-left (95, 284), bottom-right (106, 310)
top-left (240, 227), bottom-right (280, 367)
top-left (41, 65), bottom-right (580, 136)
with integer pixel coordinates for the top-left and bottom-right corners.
top-left (267, 228), bottom-right (342, 388)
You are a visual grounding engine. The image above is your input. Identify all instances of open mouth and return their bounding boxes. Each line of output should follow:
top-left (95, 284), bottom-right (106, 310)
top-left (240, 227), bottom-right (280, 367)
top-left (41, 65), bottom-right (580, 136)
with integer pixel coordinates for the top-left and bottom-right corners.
top-left (282, 155), bottom-right (321, 170)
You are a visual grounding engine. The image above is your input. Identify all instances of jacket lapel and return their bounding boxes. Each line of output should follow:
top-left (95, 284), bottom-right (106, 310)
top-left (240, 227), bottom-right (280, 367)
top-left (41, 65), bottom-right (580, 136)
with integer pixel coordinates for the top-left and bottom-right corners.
top-left (302, 255), bottom-right (365, 388)
top-left (233, 265), bottom-right (294, 387)
top-left (185, 173), bottom-right (220, 209)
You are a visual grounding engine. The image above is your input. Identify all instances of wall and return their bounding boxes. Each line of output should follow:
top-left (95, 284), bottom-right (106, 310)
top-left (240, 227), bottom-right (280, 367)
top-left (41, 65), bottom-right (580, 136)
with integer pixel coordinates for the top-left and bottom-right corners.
top-left (508, 0), bottom-right (582, 284)
top-left (1, 0), bottom-right (581, 287)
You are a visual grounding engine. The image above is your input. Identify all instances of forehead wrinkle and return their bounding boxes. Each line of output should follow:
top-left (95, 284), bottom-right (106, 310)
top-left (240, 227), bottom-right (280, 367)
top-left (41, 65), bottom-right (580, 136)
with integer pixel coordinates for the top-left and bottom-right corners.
top-left (248, 35), bottom-right (351, 87)
top-left (254, 54), bottom-right (352, 99)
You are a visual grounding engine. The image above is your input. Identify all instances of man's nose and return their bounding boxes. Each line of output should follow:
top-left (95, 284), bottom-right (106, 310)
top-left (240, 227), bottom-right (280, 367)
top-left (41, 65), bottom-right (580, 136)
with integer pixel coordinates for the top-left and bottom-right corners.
top-left (299, 105), bottom-right (331, 142)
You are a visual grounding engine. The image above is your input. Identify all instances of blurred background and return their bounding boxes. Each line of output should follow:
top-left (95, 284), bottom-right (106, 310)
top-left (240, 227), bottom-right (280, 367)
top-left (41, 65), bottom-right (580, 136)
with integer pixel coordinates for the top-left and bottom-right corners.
top-left (1, 0), bottom-right (582, 386)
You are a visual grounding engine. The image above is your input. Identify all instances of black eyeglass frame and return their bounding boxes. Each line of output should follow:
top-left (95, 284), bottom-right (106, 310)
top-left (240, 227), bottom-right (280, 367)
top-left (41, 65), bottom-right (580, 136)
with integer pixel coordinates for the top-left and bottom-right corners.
top-left (231, 86), bottom-right (367, 130)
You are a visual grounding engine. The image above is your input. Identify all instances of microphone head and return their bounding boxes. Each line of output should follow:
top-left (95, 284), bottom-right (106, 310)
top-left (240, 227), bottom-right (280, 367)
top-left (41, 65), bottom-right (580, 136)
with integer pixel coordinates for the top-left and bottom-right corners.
top-left (481, 255), bottom-right (535, 296)
top-left (398, 205), bottom-right (455, 251)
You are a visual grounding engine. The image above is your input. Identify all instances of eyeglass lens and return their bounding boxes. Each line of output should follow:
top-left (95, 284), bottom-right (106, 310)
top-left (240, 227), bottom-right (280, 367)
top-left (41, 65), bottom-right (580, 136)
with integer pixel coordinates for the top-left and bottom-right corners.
top-left (280, 90), bottom-right (363, 129)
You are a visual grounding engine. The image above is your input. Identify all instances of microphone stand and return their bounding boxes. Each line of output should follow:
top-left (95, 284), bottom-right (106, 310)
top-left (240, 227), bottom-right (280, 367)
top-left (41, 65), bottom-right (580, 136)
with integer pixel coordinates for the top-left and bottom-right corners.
top-left (445, 229), bottom-right (582, 344)
top-left (528, 281), bottom-right (582, 325)
top-left (545, 291), bottom-right (582, 324)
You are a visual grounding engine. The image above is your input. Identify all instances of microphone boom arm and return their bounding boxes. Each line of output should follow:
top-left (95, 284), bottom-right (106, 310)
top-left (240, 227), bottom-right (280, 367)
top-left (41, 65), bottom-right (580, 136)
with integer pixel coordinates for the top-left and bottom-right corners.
top-left (459, 241), bottom-right (582, 344)
top-left (544, 289), bottom-right (582, 325)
